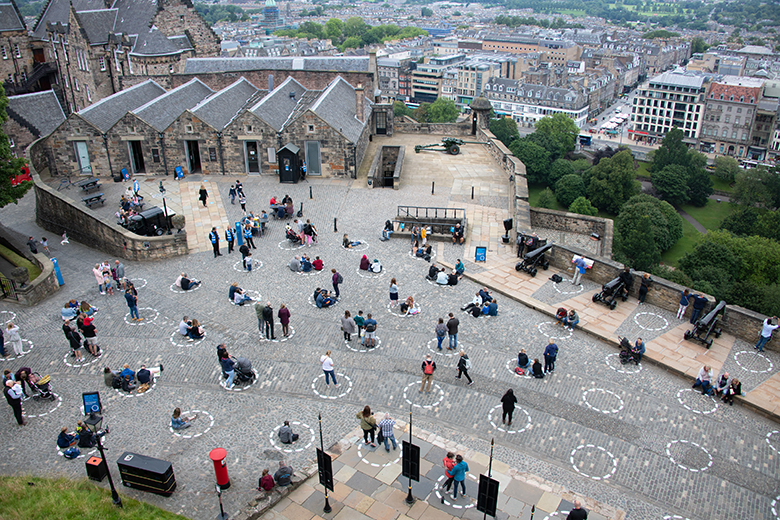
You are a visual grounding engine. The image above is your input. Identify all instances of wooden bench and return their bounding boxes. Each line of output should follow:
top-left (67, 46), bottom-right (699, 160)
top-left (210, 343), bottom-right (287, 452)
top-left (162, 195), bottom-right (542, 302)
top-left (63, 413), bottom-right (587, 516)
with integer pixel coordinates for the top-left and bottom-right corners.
top-left (77, 177), bottom-right (101, 193)
top-left (82, 193), bottom-right (105, 208)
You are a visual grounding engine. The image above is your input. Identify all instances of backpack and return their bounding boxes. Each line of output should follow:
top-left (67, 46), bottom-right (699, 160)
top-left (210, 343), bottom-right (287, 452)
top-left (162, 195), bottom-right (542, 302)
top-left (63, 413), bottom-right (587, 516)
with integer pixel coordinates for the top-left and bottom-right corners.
top-left (550, 274), bottom-right (563, 283)
top-left (112, 375), bottom-right (122, 389)
top-left (423, 361), bottom-right (434, 375)
top-left (465, 358), bottom-right (472, 370)
top-left (514, 367), bottom-right (525, 376)
top-left (365, 322), bottom-right (376, 333)
top-left (337, 273), bottom-right (344, 284)
top-left (63, 447), bottom-right (80, 459)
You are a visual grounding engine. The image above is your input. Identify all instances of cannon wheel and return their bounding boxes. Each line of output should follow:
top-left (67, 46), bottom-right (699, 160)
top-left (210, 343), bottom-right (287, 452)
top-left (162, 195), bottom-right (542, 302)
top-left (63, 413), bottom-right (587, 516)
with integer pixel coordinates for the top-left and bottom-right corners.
top-left (715, 329), bottom-right (722, 338)
top-left (621, 295), bottom-right (628, 302)
top-left (530, 268), bottom-right (537, 277)
top-left (609, 301), bottom-right (617, 310)
top-left (706, 339), bottom-right (713, 349)
top-left (515, 263), bottom-right (523, 272)
top-left (592, 293), bottom-right (599, 303)
top-left (448, 144), bottom-right (460, 155)
top-left (684, 330), bottom-right (691, 340)
top-left (542, 261), bottom-right (549, 270)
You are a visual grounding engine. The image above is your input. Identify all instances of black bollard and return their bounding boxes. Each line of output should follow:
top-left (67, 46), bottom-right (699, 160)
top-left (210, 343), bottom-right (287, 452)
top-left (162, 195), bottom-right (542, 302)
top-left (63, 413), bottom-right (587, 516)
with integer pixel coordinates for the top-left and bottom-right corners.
top-left (334, 218), bottom-right (337, 233)
top-left (471, 186), bottom-right (474, 199)
top-left (431, 181), bottom-right (435, 195)
top-left (310, 186), bottom-right (313, 199)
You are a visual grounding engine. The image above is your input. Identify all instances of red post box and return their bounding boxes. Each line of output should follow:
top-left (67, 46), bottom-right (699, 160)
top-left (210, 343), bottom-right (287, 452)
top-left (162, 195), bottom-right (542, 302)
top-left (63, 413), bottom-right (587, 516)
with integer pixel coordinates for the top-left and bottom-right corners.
top-left (209, 448), bottom-right (230, 489)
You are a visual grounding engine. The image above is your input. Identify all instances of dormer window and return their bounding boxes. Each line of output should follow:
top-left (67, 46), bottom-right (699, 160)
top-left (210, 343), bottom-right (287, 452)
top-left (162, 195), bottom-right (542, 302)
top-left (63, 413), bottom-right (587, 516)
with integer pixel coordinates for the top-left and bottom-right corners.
top-left (729, 95), bottom-right (734, 101)
top-left (750, 97), bottom-right (754, 103)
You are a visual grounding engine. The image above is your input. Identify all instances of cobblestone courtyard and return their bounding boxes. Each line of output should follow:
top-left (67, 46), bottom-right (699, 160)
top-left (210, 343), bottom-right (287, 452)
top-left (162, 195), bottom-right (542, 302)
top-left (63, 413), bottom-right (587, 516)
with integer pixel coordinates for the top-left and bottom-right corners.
top-left (1, 139), bottom-right (779, 520)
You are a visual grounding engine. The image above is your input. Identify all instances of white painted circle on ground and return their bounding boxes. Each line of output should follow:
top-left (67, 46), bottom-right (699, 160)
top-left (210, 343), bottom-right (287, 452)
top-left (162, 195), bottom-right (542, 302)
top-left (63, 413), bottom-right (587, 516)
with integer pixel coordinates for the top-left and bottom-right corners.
top-left (295, 268), bottom-right (324, 276)
top-left (170, 329), bottom-right (206, 347)
top-left (344, 241), bottom-right (369, 252)
top-left (168, 410), bottom-right (214, 439)
top-left (570, 444), bottom-right (618, 481)
top-left (170, 282), bottom-right (203, 293)
top-left (312, 373), bottom-right (352, 400)
top-left (766, 431), bottom-right (780, 453)
top-left (408, 249), bottom-right (436, 261)
top-left (387, 302), bottom-right (421, 317)
top-left (734, 350), bottom-right (774, 374)
top-left (229, 290), bottom-right (261, 306)
top-left (219, 369), bottom-right (258, 392)
top-left (356, 267), bottom-right (386, 278)
top-left (24, 393), bottom-right (62, 418)
top-left (258, 323), bottom-right (295, 343)
top-left (233, 258), bottom-right (263, 272)
top-left (63, 350), bottom-right (101, 367)
top-left (506, 358), bottom-right (532, 377)
top-left (427, 339), bottom-right (460, 357)
top-left (0, 339), bottom-right (34, 361)
top-left (553, 281), bottom-right (583, 295)
top-left (57, 446), bottom-right (96, 460)
top-left (308, 293), bottom-right (340, 308)
top-left (665, 440), bottom-right (713, 473)
top-left (345, 336), bottom-right (381, 352)
top-left (356, 428), bottom-right (402, 467)
top-left (536, 322), bottom-right (573, 340)
top-left (0, 310), bottom-right (17, 325)
top-left (662, 516), bottom-right (691, 520)
top-left (605, 353), bottom-right (643, 374)
top-left (269, 421), bottom-right (315, 453)
top-left (676, 389), bottom-right (719, 415)
top-left (113, 380), bottom-right (156, 398)
top-left (277, 240), bottom-right (305, 251)
top-left (772, 495), bottom-right (780, 519)
top-left (426, 278), bottom-right (455, 288)
top-left (128, 278), bottom-right (147, 289)
top-left (542, 513), bottom-right (571, 520)
top-left (488, 404), bottom-right (531, 434)
top-left (582, 388), bottom-right (625, 414)
top-left (123, 307), bottom-right (159, 325)
top-left (633, 312), bottom-right (669, 331)
top-left (433, 473), bottom-right (478, 509)
top-left (403, 381), bottom-right (444, 410)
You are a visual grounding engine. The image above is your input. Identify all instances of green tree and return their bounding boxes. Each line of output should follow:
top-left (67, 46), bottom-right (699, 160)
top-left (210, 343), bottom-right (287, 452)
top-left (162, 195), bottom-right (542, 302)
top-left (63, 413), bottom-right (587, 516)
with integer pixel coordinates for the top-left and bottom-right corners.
top-left (687, 167), bottom-right (714, 206)
top-left (393, 101), bottom-right (412, 119)
top-left (510, 140), bottom-right (550, 184)
top-left (537, 188), bottom-right (558, 209)
top-left (428, 97), bottom-right (458, 123)
top-left (489, 117), bottom-right (519, 148)
top-left (652, 164), bottom-right (690, 205)
top-left (525, 131), bottom-right (565, 162)
top-left (568, 196), bottom-right (598, 216)
top-left (299, 21), bottom-right (323, 39)
top-left (324, 18), bottom-right (344, 41)
top-left (586, 149), bottom-right (639, 214)
top-left (651, 128), bottom-right (689, 173)
top-left (754, 211), bottom-right (780, 242)
top-left (554, 174), bottom-right (585, 208)
top-left (691, 36), bottom-right (709, 53)
top-left (339, 37), bottom-right (362, 52)
top-left (421, 6), bottom-right (433, 16)
top-left (713, 156), bottom-right (739, 184)
top-left (548, 159), bottom-right (575, 185)
top-left (0, 84), bottom-right (30, 208)
top-left (732, 167), bottom-right (776, 209)
top-left (616, 213), bottom-right (660, 271)
top-left (534, 113), bottom-right (579, 153)
top-left (617, 194), bottom-right (683, 253)
top-left (344, 17), bottom-right (369, 37)
top-left (720, 206), bottom-right (760, 236)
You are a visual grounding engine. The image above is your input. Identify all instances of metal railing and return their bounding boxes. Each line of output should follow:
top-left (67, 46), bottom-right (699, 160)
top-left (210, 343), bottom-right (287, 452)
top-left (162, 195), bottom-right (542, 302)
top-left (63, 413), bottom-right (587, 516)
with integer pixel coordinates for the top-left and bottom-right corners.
top-left (0, 276), bottom-right (19, 301)
top-left (396, 206), bottom-right (466, 221)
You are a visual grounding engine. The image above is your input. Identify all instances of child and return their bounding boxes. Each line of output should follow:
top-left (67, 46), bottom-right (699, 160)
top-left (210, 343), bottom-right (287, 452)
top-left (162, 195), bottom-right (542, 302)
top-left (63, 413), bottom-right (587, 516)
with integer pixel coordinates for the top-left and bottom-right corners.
top-left (103, 273), bottom-right (114, 295)
top-left (354, 310), bottom-right (365, 338)
top-left (41, 237), bottom-right (50, 255)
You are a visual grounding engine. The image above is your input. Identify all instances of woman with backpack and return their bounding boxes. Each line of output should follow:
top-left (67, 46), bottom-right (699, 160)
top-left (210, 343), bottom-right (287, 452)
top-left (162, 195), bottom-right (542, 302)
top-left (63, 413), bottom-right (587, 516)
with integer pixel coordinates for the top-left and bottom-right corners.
top-left (356, 405), bottom-right (377, 447)
top-left (456, 351), bottom-right (473, 386)
top-left (303, 220), bottom-right (317, 246)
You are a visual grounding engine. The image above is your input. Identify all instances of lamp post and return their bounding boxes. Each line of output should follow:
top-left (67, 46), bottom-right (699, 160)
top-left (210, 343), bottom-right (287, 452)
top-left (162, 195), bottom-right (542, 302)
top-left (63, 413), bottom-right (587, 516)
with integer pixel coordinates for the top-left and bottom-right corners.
top-left (159, 181), bottom-right (170, 234)
top-left (85, 413), bottom-right (122, 508)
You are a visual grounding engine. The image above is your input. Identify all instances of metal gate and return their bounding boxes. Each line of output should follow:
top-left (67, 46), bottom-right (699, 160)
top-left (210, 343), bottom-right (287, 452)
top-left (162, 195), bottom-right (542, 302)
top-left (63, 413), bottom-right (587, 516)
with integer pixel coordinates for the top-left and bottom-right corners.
top-left (0, 276), bottom-right (19, 300)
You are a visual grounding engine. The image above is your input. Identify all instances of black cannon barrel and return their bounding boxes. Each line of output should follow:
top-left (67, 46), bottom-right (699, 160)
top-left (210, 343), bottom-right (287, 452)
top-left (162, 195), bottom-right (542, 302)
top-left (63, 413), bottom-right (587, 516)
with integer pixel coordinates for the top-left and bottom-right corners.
top-left (697, 300), bottom-right (726, 328)
top-left (524, 241), bottom-right (553, 261)
top-left (602, 276), bottom-right (623, 292)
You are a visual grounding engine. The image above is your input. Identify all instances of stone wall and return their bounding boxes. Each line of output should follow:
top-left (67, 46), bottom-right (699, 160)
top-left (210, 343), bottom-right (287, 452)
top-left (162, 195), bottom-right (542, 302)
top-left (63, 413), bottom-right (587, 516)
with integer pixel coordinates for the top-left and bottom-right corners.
top-left (394, 122), bottom-right (472, 136)
top-left (163, 112), bottom-right (222, 176)
top-left (44, 114), bottom-right (107, 177)
top-left (529, 207), bottom-right (613, 257)
top-left (152, 0), bottom-right (222, 58)
top-left (15, 252), bottom-right (61, 306)
top-left (223, 111), bottom-right (279, 175)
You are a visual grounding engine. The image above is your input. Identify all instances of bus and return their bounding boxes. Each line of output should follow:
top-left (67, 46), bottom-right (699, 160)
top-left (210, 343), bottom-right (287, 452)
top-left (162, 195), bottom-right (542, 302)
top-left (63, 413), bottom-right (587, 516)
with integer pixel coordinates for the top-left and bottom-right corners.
top-left (405, 102), bottom-right (420, 110)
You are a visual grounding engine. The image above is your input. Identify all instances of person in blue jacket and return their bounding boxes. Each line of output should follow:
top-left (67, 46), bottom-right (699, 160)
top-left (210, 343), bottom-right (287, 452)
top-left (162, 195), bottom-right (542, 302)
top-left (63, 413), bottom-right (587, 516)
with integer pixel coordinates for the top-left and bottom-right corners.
top-left (450, 454), bottom-right (469, 501)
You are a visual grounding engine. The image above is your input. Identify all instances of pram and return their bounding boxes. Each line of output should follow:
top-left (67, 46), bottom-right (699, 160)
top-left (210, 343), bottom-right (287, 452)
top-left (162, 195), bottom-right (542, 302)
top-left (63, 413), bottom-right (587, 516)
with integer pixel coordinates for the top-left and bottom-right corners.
top-left (592, 276), bottom-right (627, 310)
top-left (235, 357), bottom-right (255, 383)
top-left (618, 337), bottom-right (640, 365)
top-left (29, 372), bottom-right (56, 401)
top-left (286, 227), bottom-right (302, 244)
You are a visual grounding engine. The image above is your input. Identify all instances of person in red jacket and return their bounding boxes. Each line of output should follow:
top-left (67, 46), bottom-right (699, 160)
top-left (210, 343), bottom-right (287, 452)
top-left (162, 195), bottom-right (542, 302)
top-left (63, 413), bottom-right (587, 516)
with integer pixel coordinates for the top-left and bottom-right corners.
top-left (257, 468), bottom-right (274, 492)
top-left (440, 451), bottom-right (456, 503)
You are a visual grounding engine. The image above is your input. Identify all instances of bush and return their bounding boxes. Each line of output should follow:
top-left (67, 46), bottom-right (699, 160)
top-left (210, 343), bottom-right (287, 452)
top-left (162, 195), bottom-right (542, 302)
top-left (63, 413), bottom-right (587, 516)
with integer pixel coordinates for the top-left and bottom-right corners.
top-left (713, 156), bottom-right (739, 184)
top-left (568, 196), bottom-right (598, 216)
top-left (537, 188), bottom-right (558, 209)
top-left (548, 159), bottom-right (576, 186)
top-left (554, 174), bottom-right (585, 208)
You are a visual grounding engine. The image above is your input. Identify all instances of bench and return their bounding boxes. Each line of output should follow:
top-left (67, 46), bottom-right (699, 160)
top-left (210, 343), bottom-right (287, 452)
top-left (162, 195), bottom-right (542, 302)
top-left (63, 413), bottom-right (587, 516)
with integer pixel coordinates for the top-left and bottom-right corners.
top-left (82, 193), bottom-right (105, 208)
top-left (390, 206), bottom-right (467, 243)
top-left (77, 177), bottom-right (101, 193)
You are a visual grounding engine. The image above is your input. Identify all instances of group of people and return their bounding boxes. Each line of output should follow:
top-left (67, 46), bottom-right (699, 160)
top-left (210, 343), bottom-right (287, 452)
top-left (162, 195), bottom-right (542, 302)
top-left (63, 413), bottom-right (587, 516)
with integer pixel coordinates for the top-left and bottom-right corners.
top-left (174, 272), bottom-right (201, 291)
top-left (554, 307), bottom-right (579, 330)
top-left (255, 302), bottom-right (291, 339)
top-left (105, 363), bottom-right (162, 393)
top-left (178, 316), bottom-right (205, 341)
top-left (461, 288), bottom-right (498, 317)
top-left (692, 365), bottom-right (742, 405)
top-left (340, 310), bottom-right (378, 347)
top-left (229, 283), bottom-right (254, 306)
top-left (270, 194), bottom-right (294, 219)
top-left (289, 254), bottom-right (323, 273)
top-left (62, 314), bottom-right (101, 360)
top-left (92, 260), bottom-right (127, 295)
top-left (359, 255), bottom-right (382, 273)
top-left (515, 339), bottom-right (559, 378)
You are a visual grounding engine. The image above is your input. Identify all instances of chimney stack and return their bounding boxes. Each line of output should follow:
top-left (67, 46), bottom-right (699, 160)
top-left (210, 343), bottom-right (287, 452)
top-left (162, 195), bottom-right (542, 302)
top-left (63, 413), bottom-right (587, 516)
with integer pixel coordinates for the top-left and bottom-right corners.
top-left (268, 74), bottom-right (273, 92)
top-left (355, 83), bottom-right (364, 122)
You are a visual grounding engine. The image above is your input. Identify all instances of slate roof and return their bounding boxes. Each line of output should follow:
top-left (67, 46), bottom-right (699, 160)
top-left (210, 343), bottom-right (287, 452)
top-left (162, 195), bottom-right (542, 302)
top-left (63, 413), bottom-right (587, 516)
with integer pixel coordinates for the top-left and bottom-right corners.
top-left (307, 77), bottom-right (370, 143)
top-left (183, 56), bottom-right (370, 74)
top-left (168, 35), bottom-right (193, 52)
top-left (78, 79), bottom-right (166, 132)
top-left (250, 76), bottom-right (308, 132)
top-left (6, 90), bottom-right (66, 137)
top-left (74, 9), bottom-right (117, 45)
top-left (130, 26), bottom-right (190, 56)
top-left (32, 0), bottom-right (105, 40)
top-left (111, 0), bottom-right (158, 37)
top-left (191, 78), bottom-right (259, 131)
top-left (0, 1), bottom-right (25, 32)
top-left (132, 78), bottom-right (214, 132)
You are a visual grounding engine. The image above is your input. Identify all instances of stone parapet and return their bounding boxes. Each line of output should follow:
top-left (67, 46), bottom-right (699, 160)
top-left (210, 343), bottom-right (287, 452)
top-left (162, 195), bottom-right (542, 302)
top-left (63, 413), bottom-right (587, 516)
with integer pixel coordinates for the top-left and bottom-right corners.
top-left (529, 207), bottom-right (613, 258)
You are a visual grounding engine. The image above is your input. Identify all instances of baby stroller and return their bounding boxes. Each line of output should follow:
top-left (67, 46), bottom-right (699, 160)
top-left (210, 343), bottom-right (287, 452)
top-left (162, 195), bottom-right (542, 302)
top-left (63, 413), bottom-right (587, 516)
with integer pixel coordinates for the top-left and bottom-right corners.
top-left (618, 337), bottom-right (640, 365)
top-left (234, 357), bottom-right (255, 383)
top-left (286, 227), bottom-right (302, 245)
top-left (30, 373), bottom-right (56, 401)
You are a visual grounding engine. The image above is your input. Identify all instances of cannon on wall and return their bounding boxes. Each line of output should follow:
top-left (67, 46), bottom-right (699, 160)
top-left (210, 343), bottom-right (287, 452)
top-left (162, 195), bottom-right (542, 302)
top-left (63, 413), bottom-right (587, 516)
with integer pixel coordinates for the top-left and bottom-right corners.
top-left (684, 300), bottom-right (726, 349)
top-left (592, 276), bottom-right (628, 310)
top-left (414, 137), bottom-right (488, 155)
top-left (515, 241), bottom-right (553, 277)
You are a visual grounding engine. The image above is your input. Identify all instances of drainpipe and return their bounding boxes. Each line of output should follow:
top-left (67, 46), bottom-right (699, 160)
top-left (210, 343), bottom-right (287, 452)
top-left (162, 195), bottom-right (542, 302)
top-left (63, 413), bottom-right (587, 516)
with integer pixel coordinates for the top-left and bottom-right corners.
top-left (158, 132), bottom-right (168, 176)
top-left (351, 144), bottom-right (357, 179)
top-left (102, 133), bottom-right (113, 178)
top-left (217, 131), bottom-right (225, 175)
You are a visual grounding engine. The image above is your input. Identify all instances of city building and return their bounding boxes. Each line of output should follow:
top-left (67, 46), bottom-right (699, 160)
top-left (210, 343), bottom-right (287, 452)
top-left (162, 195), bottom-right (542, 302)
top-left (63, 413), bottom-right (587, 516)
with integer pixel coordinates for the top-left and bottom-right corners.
top-left (0, 0), bottom-right (57, 97)
top-left (483, 76), bottom-right (588, 128)
top-left (4, 90), bottom-right (66, 157)
top-left (700, 76), bottom-right (764, 158)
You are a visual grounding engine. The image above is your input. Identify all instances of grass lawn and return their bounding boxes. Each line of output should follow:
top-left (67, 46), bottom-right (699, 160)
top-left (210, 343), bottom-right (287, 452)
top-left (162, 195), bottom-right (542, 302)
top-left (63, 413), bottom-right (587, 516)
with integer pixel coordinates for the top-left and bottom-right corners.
top-left (679, 199), bottom-right (736, 231)
top-left (661, 218), bottom-right (700, 267)
top-left (0, 476), bottom-right (188, 520)
top-left (0, 244), bottom-right (41, 280)
top-left (709, 175), bottom-right (734, 193)
top-left (528, 183), bottom-right (568, 212)
top-left (635, 161), bottom-right (651, 179)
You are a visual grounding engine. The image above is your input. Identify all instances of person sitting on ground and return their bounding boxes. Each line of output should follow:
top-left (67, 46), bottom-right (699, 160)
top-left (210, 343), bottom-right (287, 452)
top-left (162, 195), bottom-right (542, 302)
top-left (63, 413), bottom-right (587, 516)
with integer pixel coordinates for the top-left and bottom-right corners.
top-left (234, 288), bottom-right (253, 306)
top-left (171, 407), bottom-right (198, 430)
top-left (411, 239), bottom-right (420, 256)
top-left (228, 283), bottom-right (240, 301)
top-left (343, 234), bottom-right (362, 248)
top-left (478, 287), bottom-right (492, 303)
top-left (714, 372), bottom-right (730, 397)
top-left (104, 367), bottom-right (120, 387)
top-left (179, 316), bottom-right (190, 336)
top-left (278, 420), bottom-right (300, 444)
top-left (425, 263), bottom-right (440, 281)
top-left (370, 259), bottom-right (382, 273)
top-left (119, 364), bottom-right (135, 380)
top-left (462, 292), bottom-right (483, 313)
top-left (274, 461), bottom-right (294, 487)
top-left (563, 309), bottom-right (579, 330)
top-left (258, 468), bottom-right (275, 492)
top-left (61, 303), bottom-right (79, 320)
top-left (487, 298), bottom-right (498, 316)
top-left (632, 338), bottom-right (646, 364)
top-left (289, 256), bottom-right (301, 272)
top-left (436, 268), bottom-right (449, 285)
top-left (455, 259), bottom-right (465, 278)
top-left (381, 220), bottom-right (394, 241)
top-left (532, 358), bottom-right (544, 378)
top-left (555, 307), bottom-right (568, 326)
top-left (121, 375), bottom-right (136, 392)
top-left (359, 255), bottom-right (370, 270)
top-left (517, 349), bottom-right (531, 369)
top-left (447, 270), bottom-right (459, 286)
top-left (316, 290), bottom-right (336, 308)
top-left (76, 421), bottom-right (96, 448)
top-left (416, 244), bottom-right (433, 262)
top-left (722, 378), bottom-right (741, 405)
top-left (57, 426), bottom-right (78, 448)
top-left (400, 296), bottom-right (419, 315)
top-left (312, 256), bottom-right (324, 271)
top-left (452, 222), bottom-right (465, 244)
top-left (137, 364), bottom-right (163, 384)
top-left (300, 255), bottom-right (313, 272)
top-left (692, 365), bottom-right (714, 395)
top-left (187, 319), bottom-right (204, 341)
top-left (176, 272), bottom-right (201, 291)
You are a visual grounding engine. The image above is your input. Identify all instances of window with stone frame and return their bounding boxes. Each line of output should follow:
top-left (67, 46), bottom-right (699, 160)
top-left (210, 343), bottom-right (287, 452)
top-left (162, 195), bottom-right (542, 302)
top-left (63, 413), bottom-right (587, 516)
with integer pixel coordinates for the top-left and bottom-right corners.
top-left (99, 56), bottom-right (105, 71)
top-left (1, 46), bottom-right (6, 60)
top-left (13, 43), bottom-right (20, 58)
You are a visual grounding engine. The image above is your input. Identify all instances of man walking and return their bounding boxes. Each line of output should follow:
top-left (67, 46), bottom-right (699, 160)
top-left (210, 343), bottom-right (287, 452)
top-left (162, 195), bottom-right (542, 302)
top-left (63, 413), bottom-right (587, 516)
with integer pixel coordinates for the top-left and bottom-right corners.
top-left (456, 351), bottom-right (473, 385)
top-left (262, 302), bottom-right (275, 340)
top-left (755, 316), bottom-right (779, 352)
top-left (420, 354), bottom-right (436, 393)
top-left (124, 288), bottom-right (141, 321)
top-left (331, 268), bottom-right (342, 298)
top-left (567, 500), bottom-right (588, 520)
top-left (209, 227), bottom-right (221, 258)
top-left (544, 339), bottom-right (558, 373)
top-left (225, 226), bottom-right (235, 254)
top-left (378, 413), bottom-right (397, 452)
top-left (27, 237), bottom-right (37, 254)
top-left (446, 313), bottom-right (459, 350)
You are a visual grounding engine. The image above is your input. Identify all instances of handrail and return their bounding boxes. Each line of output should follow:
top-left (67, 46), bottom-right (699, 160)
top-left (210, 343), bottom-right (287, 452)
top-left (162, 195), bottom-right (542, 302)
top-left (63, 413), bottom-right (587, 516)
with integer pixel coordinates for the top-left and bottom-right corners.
top-left (396, 205), bottom-right (466, 220)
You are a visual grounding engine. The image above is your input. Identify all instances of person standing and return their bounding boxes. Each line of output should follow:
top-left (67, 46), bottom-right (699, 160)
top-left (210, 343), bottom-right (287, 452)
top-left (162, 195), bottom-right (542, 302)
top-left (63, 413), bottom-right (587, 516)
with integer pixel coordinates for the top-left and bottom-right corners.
top-left (5, 322), bottom-right (22, 357)
top-left (501, 389), bottom-right (517, 425)
top-left (124, 289), bottom-right (141, 321)
top-left (93, 264), bottom-right (105, 294)
top-left (220, 351), bottom-right (235, 390)
top-left (435, 318), bottom-right (447, 351)
top-left (446, 313), bottom-right (459, 350)
top-left (440, 452), bottom-right (456, 503)
top-left (238, 192), bottom-right (247, 213)
top-left (320, 350), bottom-right (338, 386)
top-left (363, 313), bottom-right (377, 348)
top-left (244, 252), bottom-right (254, 272)
top-left (356, 406), bottom-right (377, 447)
top-left (262, 302), bottom-right (275, 340)
top-left (243, 223), bottom-right (256, 249)
top-left (378, 413), bottom-right (397, 452)
top-left (689, 294), bottom-right (707, 324)
top-left (209, 227), bottom-right (221, 258)
top-left (677, 289), bottom-right (690, 320)
top-left (572, 256), bottom-right (586, 285)
top-left (199, 185), bottom-right (208, 207)
top-left (420, 354), bottom-right (436, 393)
top-left (27, 236), bottom-right (37, 254)
top-left (331, 268), bottom-right (342, 298)
top-left (544, 339), bottom-right (558, 373)
top-left (228, 184), bottom-right (237, 205)
top-left (567, 500), bottom-right (588, 520)
top-left (755, 316), bottom-right (779, 352)
top-left (0, 325), bottom-right (5, 357)
top-left (341, 311), bottom-right (356, 341)
top-left (254, 303), bottom-right (264, 335)
top-left (450, 454), bottom-right (469, 501)
top-left (4, 379), bottom-right (25, 425)
top-left (64, 320), bottom-right (83, 361)
top-left (225, 226), bottom-right (235, 254)
top-left (456, 351), bottom-right (473, 385)
top-left (114, 260), bottom-right (126, 290)
top-left (389, 278), bottom-right (399, 306)
top-left (278, 304), bottom-right (291, 337)
top-left (637, 273), bottom-right (652, 304)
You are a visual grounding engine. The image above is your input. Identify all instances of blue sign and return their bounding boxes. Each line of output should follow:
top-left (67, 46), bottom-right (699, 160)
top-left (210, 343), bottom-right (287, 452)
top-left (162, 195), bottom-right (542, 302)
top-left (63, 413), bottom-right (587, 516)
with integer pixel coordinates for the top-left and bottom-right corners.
top-left (51, 257), bottom-right (64, 285)
top-left (235, 222), bottom-right (243, 246)
top-left (475, 246), bottom-right (487, 262)
top-left (174, 166), bottom-right (184, 180)
top-left (82, 391), bottom-right (102, 415)
top-left (121, 168), bottom-right (130, 180)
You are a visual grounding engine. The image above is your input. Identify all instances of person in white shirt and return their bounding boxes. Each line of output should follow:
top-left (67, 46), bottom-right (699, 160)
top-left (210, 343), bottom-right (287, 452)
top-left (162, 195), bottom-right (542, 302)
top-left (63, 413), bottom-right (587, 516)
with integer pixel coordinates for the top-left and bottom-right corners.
top-left (320, 350), bottom-right (338, 386)
top-left (755, 316), bottom-right (779, 352)
top-left (178, 317), bottom-right (190, 336)
top-left (692, 365), bottom-right (714, 395)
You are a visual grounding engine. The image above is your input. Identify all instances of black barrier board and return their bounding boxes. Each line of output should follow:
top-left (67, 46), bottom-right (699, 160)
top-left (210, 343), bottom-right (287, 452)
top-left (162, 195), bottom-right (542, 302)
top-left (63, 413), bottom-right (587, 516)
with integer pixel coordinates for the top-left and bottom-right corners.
top-left (401, 441), bottom-right (420, 481)
top-left (477, 474), bottom-right (499, 517)
top-left (316, 448), bottom-right (334, 492)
